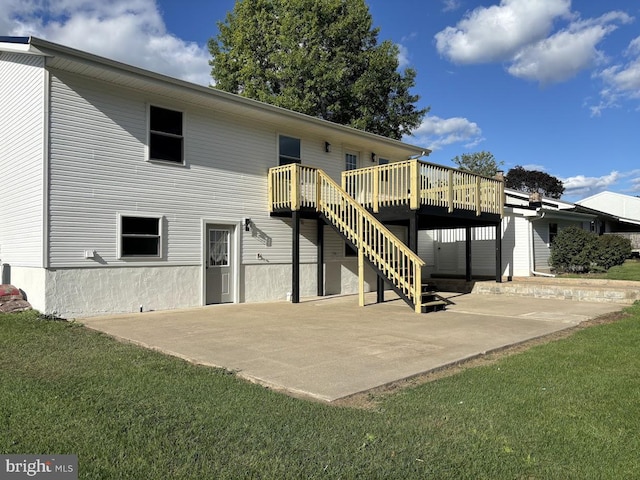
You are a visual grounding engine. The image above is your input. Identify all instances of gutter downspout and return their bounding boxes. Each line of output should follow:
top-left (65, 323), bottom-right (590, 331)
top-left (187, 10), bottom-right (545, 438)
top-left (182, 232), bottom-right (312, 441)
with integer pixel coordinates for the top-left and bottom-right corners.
top-left (529, 211), bottom-right (556, 278)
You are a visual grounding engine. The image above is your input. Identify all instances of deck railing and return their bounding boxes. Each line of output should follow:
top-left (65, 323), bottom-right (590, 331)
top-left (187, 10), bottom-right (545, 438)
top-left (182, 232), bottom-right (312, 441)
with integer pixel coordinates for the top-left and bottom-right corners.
top-left (269, 163), bottom-right (425, 312)
top-left (342, 159), bottom-right (504, 216)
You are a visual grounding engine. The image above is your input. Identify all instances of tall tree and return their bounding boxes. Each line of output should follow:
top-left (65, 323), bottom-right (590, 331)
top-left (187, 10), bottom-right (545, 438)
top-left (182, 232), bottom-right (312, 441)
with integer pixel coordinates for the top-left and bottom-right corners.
top-left (208, 0), bottom-right (428, 139)
top-left (505, 165), bottom-right (565, 199)
top-left (452, 151), bottom-right (503, 177)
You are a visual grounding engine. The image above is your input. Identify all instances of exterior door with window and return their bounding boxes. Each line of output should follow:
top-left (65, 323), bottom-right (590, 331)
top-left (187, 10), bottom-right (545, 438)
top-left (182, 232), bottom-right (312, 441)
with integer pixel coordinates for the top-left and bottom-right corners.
top-left (205, 225), bottom-right (234, 304)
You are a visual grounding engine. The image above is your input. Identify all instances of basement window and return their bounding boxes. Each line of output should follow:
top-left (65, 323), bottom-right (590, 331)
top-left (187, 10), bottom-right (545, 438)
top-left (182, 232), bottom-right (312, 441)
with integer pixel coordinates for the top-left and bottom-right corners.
top-left (149, 105), bottom-right (184, 164)
top-left (119, 215), bottom-right (163, 258)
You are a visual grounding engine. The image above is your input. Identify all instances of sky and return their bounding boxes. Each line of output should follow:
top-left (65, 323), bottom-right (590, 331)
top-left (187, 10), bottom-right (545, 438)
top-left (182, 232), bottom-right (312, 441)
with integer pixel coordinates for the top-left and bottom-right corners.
top-left (2, 0), bottom-right (639, 201)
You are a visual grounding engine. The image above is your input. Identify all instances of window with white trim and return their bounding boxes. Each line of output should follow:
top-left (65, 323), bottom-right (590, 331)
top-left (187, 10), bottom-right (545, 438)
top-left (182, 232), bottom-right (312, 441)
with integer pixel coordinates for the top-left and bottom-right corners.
top-left (119, 215), bottom-right (163, 258)
top-left (279, 135), bottom-right (301, 165)
top-left (149, 105), bottom-right (184, 164)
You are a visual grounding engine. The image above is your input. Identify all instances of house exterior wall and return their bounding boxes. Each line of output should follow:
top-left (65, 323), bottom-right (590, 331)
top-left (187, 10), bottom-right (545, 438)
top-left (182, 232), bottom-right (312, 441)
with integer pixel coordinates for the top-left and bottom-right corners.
top-left (32, 67), bottom-right (398, 316)
top-left (532, 219), bottom-right (581, 272)
top-left (0, 53), bottom-right (45, 268)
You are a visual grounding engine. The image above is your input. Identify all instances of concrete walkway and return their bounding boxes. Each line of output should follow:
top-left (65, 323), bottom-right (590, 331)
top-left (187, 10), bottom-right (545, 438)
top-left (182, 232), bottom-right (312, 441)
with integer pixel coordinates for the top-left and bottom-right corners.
top-left (81, 292), bottom-right (622, 402)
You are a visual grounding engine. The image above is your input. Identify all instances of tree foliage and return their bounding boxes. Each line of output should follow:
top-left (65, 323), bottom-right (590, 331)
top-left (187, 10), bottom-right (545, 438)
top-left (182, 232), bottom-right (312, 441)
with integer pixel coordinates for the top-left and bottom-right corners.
top-left (452, 151), bottom-right (503, 177)
top-left (208, 0), bottom-right (428, 139)
top-left (505, 165), bottom-right (564, 199)
top-left (550, 226), bottom-right (631, 273)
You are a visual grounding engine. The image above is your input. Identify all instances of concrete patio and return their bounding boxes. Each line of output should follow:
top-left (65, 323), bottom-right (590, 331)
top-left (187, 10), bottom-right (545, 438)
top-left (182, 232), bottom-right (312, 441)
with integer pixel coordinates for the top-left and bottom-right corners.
top-left (81, 292), bottom-right (623, 402)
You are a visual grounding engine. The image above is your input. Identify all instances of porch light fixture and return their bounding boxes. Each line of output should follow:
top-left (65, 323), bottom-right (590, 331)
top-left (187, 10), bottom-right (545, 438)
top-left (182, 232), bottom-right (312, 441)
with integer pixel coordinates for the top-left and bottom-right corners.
top-left (324, 141), bottom-right (331, 153)
top-left (371, 152), bottom-right (377, 162)
top-left (244, 218), bottom-right (251, 232)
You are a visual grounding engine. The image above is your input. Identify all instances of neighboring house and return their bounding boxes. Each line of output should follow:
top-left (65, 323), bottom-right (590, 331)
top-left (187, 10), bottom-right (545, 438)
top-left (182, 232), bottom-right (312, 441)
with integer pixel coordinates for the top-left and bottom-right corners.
top-left (576, 191), bottom-right (640, 233)
top-left (1, 36), bottom-right (505, 318)
top-left (419, 188), bottom-right (597, 277)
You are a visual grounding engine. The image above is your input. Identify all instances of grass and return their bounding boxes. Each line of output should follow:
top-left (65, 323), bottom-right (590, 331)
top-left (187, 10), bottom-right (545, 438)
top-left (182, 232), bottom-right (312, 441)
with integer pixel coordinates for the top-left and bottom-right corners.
top-left (560, 258), bottom-right (640, 281)
top-left (2, 307), bottom-right (640, 478)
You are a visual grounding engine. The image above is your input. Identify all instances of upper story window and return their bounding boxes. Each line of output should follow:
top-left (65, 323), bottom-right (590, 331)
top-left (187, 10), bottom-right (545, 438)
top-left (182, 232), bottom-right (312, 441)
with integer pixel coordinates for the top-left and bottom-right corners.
top-left (279, 135), bottom-right (301, 165)
top-left (378, 158), bottom-right (390, 165)
top-left (119, 214), bottom-right (163, 259)
top-left (149, 105), bottom-right (184, 164)
top-left (345, 152), bottom-right (358, 171)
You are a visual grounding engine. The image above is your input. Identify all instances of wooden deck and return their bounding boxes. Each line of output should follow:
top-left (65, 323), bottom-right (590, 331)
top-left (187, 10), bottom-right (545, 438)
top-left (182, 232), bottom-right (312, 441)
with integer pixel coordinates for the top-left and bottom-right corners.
top-left (267, 162), bottom-right (504, 312)
top-left (269, 160), bottom-right (503, 216)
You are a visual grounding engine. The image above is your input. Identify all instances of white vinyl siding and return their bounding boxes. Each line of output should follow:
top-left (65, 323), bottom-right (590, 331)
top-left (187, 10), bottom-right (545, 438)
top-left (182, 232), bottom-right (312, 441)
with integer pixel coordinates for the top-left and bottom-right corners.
top-left (47, 71), bottom-right (333, 268)
top-left (0, 53), bottom-right (45, 267)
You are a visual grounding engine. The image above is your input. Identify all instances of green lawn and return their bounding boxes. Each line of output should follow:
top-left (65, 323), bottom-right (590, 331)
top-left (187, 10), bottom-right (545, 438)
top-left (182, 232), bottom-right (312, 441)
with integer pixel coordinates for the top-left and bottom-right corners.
top-left (2, 307), bottom-right (640, 479)
top-left (561, 259), bottom-right (640, 281)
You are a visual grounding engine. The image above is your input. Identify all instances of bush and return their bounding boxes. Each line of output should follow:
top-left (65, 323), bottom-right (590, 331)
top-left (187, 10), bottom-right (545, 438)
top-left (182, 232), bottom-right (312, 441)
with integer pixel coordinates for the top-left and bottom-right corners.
top-left (595, 234), bottom-right (632, 270)
top-left (550, 226), bottom-right (632, 273)
top-left (550, 226), bottom-right (597, 272)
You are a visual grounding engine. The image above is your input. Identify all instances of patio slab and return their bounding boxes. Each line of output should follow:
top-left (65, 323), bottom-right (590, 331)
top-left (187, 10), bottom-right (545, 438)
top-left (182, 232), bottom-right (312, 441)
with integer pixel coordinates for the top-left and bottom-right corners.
top-left (80, 292), bottom-right (622, 402)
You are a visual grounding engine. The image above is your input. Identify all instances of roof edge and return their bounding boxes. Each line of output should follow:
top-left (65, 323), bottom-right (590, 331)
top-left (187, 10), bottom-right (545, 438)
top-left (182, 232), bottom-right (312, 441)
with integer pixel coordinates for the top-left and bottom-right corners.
top-left (12, 36), bottom-right (429, 156)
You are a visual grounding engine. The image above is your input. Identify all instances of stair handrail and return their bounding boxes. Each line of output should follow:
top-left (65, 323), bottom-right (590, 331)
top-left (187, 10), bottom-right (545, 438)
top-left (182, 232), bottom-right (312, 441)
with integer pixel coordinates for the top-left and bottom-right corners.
top-left (317, 170), bottom-right (424, 313)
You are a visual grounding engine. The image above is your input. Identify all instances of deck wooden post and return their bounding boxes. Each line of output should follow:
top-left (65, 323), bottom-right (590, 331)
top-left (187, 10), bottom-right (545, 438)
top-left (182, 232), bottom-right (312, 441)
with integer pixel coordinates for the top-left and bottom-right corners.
top-left (373, 168), bottom-right (380, 213)
top-left (410, 160), bottom-right (420, 210)
top-left (465, 226), bottom-right (472, 282)
top-left (292, 210), bottom-right (300, 303)
top-left (495, 222), bottom-right (502, 283)
top-left (476, 177), bottom-right (481, 216)
top-left (447, 169), bottom-right (454, 213)
top-left (291, 164), bottom-right (300, 211)
top-left (317, 219), bottom-right (324, 297)
top-left (358, 212), bottom-right (365, 307)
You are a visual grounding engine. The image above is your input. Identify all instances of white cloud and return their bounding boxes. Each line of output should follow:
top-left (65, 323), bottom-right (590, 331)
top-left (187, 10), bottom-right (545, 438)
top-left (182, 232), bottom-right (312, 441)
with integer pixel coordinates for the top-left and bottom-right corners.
top-left (442, 0), bottom-right (462, 13)
top-left (507, 23), bottom-right (615, 84)
top-left (562, 170), bottom-right (621, 197)
top-left (397, 44), bottom-right (410, 68)
top-left (590, 35), bottom-right (640, 115)
top-left (407, 115), bottom-right (484, 150)
top-left (1, 0), bottom-right (211, 85)
top-left (435, 1), bottom-right (634, 86)
top-left (519, 164), bottom-right (547, 171)
top-left (435, 0), bottom-right (572, 64)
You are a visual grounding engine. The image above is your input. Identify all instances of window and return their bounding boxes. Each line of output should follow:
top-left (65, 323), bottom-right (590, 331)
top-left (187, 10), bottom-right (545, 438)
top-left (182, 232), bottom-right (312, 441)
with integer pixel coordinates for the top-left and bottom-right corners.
top-left (119, 215), bottom-right (162, 258)
top-left (279, 135), bottom-right (301, 165)
top-left (549, 223), bottom-right (558, 244)
top-left (209, 229), bottom-right (230, 267)
top-left (149, 105), bottom-right (183, 164)
top-left (345, 242), bottom-right (357, 257)
top-left (378, 158), bottom-right (390, 165)
top-left (345, 152), bottom-right (358, 171)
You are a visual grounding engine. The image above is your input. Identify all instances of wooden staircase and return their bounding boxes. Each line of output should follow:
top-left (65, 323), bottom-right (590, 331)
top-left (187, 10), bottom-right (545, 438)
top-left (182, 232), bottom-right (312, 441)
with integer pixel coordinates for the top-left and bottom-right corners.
top-left (270, 164), bottom-right (429, 313)
top-left (269, 162), bottom-right (504, 313)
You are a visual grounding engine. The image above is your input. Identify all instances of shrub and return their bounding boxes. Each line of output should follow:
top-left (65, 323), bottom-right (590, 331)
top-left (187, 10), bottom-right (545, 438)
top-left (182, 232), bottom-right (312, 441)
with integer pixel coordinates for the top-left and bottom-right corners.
top-left (550, 226), bottom-right (598, 273)
top-left (594, 234), bottom-right (632, 270)
top-left (550, 226), bottom-right (632, 273)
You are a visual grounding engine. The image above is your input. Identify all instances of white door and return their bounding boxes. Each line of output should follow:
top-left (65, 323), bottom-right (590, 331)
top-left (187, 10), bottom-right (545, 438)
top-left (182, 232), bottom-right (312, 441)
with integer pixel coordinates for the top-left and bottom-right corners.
top-left (205, 225), bottom-right (234, 304)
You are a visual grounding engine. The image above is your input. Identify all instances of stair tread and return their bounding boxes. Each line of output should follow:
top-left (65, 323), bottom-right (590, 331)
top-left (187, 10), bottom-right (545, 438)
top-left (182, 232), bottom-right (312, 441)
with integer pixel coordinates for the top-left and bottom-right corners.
top-left (421, 300), bottom-right (447, 306)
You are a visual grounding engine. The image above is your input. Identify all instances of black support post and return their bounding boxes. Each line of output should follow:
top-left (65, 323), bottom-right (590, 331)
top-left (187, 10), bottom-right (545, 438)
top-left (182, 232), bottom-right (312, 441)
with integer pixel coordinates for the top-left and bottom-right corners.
top-left (317, 219), bottom-right (324, 297)
top-left (495, 222), bottom-right (503, 283)
top-left (292, 211), bottom-right (300, 303)
top-left (377, 275), bottom-right (385, 303)
top-left (465, 226), bottom-right (472, 282)
top-left (408, 213), bottom-right (418, 253)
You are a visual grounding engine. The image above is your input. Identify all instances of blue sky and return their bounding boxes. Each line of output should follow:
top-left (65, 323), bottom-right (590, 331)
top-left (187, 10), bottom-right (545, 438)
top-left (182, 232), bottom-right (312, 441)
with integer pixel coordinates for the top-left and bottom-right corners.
top-left (2, 0), bottom-right (639, 201)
